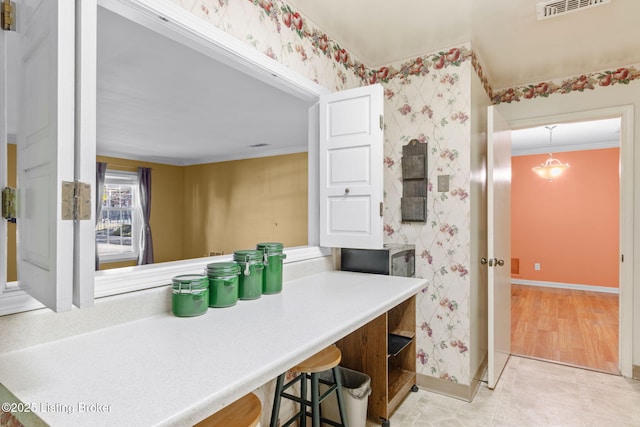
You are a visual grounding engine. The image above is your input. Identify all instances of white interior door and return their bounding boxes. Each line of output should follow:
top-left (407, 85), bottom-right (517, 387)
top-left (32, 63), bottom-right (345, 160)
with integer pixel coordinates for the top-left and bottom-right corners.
top-left (319, 84), bottom-right (384, 249)
top-left (17, 0), bottom-right (76, 311)
top-left (487, 105), bottom-right (512, 389)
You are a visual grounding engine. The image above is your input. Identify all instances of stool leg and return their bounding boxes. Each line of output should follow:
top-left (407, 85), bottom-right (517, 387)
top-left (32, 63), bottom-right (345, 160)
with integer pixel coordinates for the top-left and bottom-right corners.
top-left (310, 372), bottom-right (320, 427)
top-left (270, 373), bottom-right (285, 427)
top-left (300, 373), bottom-right (307, 427)
top-left (333, 367), bottom-right (349, 427)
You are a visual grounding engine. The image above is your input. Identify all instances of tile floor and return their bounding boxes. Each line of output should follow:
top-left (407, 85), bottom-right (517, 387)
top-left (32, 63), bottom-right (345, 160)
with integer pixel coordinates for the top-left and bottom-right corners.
top-left (366, 356), bottom-right (640, 427)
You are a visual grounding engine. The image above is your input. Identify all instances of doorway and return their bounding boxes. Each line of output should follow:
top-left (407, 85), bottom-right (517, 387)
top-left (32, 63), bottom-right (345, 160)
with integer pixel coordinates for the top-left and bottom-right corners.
top-left (509, 117), bottom-right (622, 374)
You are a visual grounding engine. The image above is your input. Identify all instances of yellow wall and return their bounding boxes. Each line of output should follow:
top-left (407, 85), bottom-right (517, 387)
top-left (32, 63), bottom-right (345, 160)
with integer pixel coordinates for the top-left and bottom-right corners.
top-left (6, 152), bottom-right (307, 275)
top-left (97, 156), bottom-right (186, 269)
top-left (182, 153), bottom-right (308, 257)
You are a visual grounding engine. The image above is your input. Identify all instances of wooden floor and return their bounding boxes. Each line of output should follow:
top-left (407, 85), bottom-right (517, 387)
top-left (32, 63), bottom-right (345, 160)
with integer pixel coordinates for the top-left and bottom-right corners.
top-left (511, 284), bottom-right (619, 374)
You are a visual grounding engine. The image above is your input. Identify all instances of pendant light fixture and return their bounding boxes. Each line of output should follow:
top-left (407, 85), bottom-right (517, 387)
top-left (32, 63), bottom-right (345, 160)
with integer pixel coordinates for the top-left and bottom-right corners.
top-left (532, 125), bottom-right (569, 181)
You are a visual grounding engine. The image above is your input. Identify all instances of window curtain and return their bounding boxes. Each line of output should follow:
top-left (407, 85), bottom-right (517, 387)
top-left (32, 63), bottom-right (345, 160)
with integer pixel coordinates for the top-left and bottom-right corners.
top-left (137, 167), bottom-right (154, 265)
top-left (95, 162), bottom-right (107, 270)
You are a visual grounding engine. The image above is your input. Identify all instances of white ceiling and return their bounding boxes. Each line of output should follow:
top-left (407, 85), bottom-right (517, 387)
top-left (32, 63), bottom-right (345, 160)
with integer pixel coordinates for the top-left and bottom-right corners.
top-left (285, 0), bottom-right (640, 89)
top-left (96, 7), bottom-right (313, 165)
top-left (511, 118), bottom-right (620, 156)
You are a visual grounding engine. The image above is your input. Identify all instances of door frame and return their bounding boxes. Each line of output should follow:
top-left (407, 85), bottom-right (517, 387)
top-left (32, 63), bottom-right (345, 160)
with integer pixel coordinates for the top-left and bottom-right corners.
top-left (505, 105), bottom-right (634, 378)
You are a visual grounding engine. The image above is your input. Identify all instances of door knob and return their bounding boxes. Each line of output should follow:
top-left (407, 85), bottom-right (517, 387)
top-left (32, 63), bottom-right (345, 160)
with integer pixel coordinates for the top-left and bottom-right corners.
top-left (497, 259), bottom-right (505, 267)
top-left (344, 188), bottom-right (350, 194)
top-left (480, 258), bottom-right (487, 265)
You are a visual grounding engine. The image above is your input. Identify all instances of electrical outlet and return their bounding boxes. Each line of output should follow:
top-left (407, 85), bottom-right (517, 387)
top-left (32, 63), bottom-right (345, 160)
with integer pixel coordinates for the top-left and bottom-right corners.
top-left (534, 263), bottom-right (541, 271)
top-left (437, 175), bottom-right (449, 192)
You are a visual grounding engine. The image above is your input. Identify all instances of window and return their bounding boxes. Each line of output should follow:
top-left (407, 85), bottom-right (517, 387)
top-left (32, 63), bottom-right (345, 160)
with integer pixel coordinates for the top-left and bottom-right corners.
top-left (96, 170), bottom-right (140, 262)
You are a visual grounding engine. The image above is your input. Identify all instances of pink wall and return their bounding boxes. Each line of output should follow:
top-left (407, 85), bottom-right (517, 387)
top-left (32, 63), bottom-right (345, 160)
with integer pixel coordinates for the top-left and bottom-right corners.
top-left (511, 147), bottom-right (619, 288)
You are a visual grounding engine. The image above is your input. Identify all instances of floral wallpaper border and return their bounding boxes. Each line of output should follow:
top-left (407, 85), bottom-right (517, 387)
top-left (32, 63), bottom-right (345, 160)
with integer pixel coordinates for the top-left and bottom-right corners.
top-left (247, 0), bottom-right (367, 72)
top-left (492, 66), bottom-right (640, 104)
top-left (246, 0), bottom-right (485, 90)
top-left (247, 0), bottom-right (640, 105)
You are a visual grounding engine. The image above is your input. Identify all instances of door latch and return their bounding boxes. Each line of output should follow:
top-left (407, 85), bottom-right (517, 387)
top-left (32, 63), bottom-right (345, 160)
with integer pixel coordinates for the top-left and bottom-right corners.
top-left (481, 258), bottom-right (504, 267)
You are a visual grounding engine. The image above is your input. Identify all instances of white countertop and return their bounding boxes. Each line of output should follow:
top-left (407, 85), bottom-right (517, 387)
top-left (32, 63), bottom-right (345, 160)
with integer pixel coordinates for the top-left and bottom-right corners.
top-left (0, 271), bottom-right (426, 426)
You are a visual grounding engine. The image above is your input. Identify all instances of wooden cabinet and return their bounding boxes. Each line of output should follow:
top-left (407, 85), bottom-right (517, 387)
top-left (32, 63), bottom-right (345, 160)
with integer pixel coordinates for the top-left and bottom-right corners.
top-left (335, 295), bottom-right (416, 423)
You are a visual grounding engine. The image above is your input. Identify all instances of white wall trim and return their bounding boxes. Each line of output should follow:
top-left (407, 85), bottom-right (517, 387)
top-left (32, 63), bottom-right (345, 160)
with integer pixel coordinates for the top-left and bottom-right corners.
top-left (512, 279), bottom-right (619, 294)
top-left (308, 104), bottom-right (320, 247)
top-left (511, 139), bottom-right (619, 156)
top-left (0, 288), bottom-right (46, 316)
top-left (97, 146), bottom-right (309, 167)
top-left (94, 246), bottom-right (330, 298)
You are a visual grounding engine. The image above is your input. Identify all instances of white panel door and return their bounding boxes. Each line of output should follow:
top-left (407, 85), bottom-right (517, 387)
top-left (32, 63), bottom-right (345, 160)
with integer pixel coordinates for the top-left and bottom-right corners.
top-left (17, 0), bottom-right (76, 311)
top-left (319, 84), bottom-right (384, 249)
top-left (487, 106), bottom-right (512, 389)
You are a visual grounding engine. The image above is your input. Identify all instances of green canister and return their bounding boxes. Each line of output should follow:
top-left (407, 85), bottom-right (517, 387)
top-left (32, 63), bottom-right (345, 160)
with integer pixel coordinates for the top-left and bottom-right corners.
top-left (256, 242), bottom-right (286, 294)
top-left (206, 262), bottom-right (240, 308)
top-left (171, 274), bottom-right (209, 317)
top-left (233, 250), bottom-right (264, 300)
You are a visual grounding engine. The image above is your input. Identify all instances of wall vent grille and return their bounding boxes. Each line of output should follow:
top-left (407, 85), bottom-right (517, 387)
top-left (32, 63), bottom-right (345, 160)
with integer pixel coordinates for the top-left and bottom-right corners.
top-left (536, 0), bottom-right (611, 20)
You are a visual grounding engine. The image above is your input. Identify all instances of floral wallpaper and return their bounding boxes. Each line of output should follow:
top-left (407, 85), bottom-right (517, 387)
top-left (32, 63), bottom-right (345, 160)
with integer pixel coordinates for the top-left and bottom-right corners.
top-left (379, 45), bottom-right (474, 384)
top-left (169, 0), bottom-right (364, 91)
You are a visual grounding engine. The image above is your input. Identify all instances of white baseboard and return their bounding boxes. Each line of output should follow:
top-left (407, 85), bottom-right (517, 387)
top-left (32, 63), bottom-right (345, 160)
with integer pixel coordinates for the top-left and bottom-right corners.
top-left (511, 279), bottom-right (619, 294)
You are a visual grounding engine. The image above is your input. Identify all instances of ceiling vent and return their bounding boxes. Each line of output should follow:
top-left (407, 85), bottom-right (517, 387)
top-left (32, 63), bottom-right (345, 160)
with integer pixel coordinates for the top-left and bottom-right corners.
top-left (536, 0), bottom-right (611, 20)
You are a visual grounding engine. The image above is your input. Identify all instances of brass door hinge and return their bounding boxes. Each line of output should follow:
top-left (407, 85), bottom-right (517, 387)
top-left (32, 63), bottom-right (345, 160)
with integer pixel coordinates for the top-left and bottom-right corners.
top-left (379, 114), bottom-right (384, 130)
top-left (2, 187), bottom-right (16, 222)
top-left (379, 202), bottom-right (383, 217)
top-left (1, 0), bottom-right (15, 32)
top-left (62, 181), bottom-right (91, 221)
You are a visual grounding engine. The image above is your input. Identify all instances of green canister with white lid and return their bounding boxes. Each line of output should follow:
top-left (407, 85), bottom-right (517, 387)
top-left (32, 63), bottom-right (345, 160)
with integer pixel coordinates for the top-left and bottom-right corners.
top-left (256, 242), bottom-right (286, 294)
top-left (233, 250), bottom-right (264, 300)
top-left (171, 274), bottom-right (209, 317)
top-left (206, 262), bottom-right (240, 308)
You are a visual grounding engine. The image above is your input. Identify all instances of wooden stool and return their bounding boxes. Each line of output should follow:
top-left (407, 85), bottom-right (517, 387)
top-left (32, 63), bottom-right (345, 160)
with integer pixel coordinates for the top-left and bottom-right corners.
top-left (270, 345), bottom-right (348, 427)
top-left (196, 392), bottom-right (261, 427)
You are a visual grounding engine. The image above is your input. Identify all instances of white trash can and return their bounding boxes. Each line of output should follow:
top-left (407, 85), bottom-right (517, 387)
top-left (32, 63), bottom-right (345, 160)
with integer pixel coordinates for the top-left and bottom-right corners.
top-left (319, 366), bottom-right (371, 427)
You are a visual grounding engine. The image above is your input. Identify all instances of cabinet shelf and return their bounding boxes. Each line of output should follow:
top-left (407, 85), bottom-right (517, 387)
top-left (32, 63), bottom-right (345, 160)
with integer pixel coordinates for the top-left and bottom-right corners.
top-left (387, 367), bottom-right (416, 414)
top-left (335, 294), bottom-right (416, 422)
top-left (389, 329), bottom-right (415, 339)
top-left (388, 333), bottom-right (413, 357)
